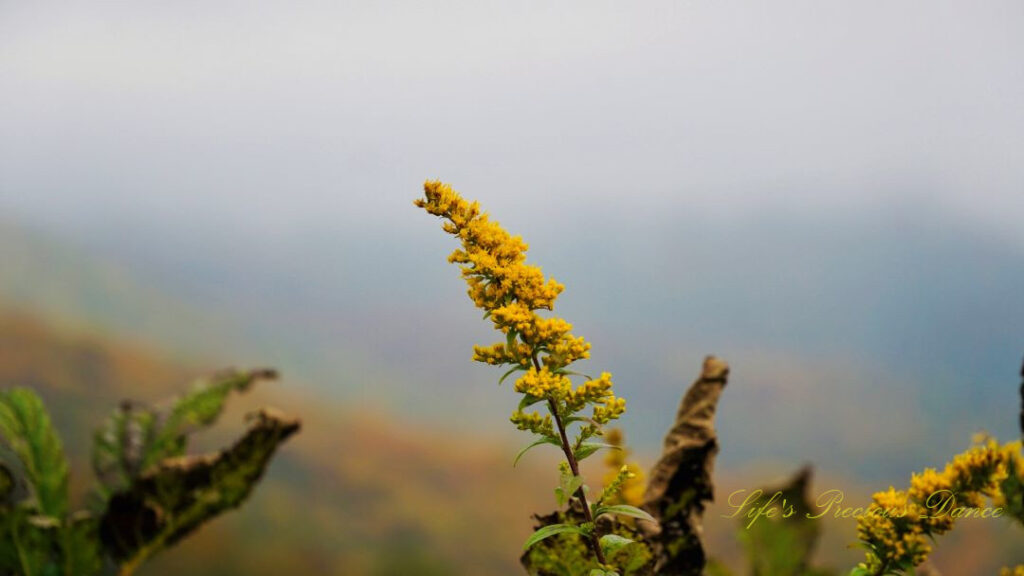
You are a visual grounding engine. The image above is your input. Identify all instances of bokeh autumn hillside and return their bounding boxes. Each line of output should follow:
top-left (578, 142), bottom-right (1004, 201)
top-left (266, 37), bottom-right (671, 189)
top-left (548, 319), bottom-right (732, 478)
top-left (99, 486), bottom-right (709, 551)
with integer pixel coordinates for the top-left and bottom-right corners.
top-left (4, 311), bottom-right (1023, 575)
top-left (0, 311), bottom-right (557, 575)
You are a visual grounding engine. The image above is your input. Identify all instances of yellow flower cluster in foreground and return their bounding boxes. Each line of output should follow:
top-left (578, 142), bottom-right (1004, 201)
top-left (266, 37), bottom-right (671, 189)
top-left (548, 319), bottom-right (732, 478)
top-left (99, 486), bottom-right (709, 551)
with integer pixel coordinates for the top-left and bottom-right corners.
top-left (856, 438), bottom-right (1023, 574)
top-left (416, 181), bottom-right (625, 429)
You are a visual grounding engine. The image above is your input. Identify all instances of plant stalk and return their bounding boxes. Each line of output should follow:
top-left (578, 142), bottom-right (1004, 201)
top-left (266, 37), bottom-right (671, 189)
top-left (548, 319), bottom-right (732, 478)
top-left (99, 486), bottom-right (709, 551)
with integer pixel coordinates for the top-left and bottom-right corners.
top-left (533, 354), bottom-right (608, 567)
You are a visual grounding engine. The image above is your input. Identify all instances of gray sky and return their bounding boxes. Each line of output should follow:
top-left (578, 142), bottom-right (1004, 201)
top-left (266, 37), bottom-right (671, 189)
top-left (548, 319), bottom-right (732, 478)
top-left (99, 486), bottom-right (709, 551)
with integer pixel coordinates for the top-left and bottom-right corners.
top-left (2, 2), bottom-right (1023, 478)
top-left (2, 1), bottom-right (1023, 243)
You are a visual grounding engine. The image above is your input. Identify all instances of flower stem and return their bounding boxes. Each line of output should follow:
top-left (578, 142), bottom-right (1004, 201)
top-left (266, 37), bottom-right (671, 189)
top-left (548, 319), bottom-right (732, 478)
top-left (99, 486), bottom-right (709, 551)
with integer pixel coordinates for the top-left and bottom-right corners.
top-left (534, 354), bottom-right (608, 567)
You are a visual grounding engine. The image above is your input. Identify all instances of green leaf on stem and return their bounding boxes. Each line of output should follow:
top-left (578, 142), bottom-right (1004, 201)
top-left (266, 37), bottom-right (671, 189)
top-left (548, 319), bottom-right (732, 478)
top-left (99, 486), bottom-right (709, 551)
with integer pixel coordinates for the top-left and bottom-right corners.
top-left (573, 442), bottom-right (620, 462)
top-left (523, 523), bottom-right (583, 551)
top-left (599, 534), bottom-right (636, 556)
top-left (558, 369), bottom-right (595, 380)
top-left (513, 437), bottom-right (560, 467)
top-left (506, 329), bottom-right (519, 353)
top-left (517, 394), bottom-right (545, 410)
top-left (593, 504), bottom-right (656, 523)
top-left (555, 474), bottom-right (586, 507)
top-left (500, 366), bottom-right (526, 386)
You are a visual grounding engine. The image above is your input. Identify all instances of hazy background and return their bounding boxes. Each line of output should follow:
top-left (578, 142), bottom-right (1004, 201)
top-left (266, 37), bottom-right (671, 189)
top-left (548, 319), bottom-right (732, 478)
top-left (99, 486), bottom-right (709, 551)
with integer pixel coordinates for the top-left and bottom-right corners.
top-left (2, 2), bottom-right (1023, 574)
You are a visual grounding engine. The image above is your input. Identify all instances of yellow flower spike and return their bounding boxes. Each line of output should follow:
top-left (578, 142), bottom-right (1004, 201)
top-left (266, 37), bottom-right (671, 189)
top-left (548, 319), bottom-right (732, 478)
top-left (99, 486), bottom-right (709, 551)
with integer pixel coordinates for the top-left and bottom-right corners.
top-left (856, 437), bottom-right (1021, 574)
top-left (418, 181), bottom-right (628, 568)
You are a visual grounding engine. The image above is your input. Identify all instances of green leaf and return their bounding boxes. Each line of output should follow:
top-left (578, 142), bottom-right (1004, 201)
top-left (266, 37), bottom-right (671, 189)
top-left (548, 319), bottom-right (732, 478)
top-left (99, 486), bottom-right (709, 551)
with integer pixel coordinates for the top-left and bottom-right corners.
top-left (564, 415), bottom-right (598, 427)
top-left (0, 388), bottom-right (69, 518)
top-left (506, 329), bottom-right (518, 353)
top-left (599, 534), bottom-right (636, 556)
top-left (0, 462), bottom-right (12, 501)
top-left (513, 437), bottom-right (559, 467)
top-left (566, 475), bottom-right (585, 497)
top-left (91, 404), bottom-right (158, 499)
top-left (146, 369), bottom-right (276, 468)
top-left (0, 504), bottom-right (61, 576)
top-left (517, 394), bottom-right (545, 410)
top-left (574, 442), bottom-right (619, 462)
top-left (100, 409), bottom-right (300, 568)
top-left (559, 369), bottom-right (595, 381)
top-left (593, 504), bottom-right (655, 523)
top-left (522, 523), bottom-right (583, 551)
top-left (91, 369), bottom-right (277, 500)
top-left (62, 512), bottom-right (102, 576)
top-left (737, 467), bottom-right (822, 576)
top-left (556, 474), bottom-right (586, 507)
top-left (500, 366), bottom-right (526, 386)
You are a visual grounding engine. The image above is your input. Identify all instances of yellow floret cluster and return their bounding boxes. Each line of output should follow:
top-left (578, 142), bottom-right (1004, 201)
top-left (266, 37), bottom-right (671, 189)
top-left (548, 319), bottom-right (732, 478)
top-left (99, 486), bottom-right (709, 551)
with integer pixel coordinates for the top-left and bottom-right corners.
top-left (416, 181), bottom-right (625, 431)
top-left (515, 367), bottom-right (572, 399)
top-left (855, 438), bottom-right (1022, 574)
top-left (510, 410), bottom-right (554, 437)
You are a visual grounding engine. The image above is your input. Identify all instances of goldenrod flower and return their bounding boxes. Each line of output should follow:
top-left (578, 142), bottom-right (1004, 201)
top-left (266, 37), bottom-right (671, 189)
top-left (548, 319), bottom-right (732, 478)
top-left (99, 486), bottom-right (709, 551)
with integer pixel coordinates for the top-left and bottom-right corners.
top-left (418, 180), bottom-right (629, 569)
top-left (416, 180), bottom-right (624, 424)
top-left (855, 438), bottom-right (1022, 574)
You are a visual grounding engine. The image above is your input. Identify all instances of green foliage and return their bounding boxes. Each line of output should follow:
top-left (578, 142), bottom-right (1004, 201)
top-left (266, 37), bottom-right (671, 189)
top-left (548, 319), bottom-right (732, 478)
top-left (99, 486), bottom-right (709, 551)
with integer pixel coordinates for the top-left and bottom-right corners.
top-left (591, 505), bottom-right (654, 524)
top-left (514, 437), bottom-right (561, 468)
top-left (0, 389), bottom-right (69, 518)
top-left (101, 408), bottom-right (300, 572)
top-left (1000, 463), bottom-right (1024, 526)
top-left (524, 524), bottom-right (586, 551)
top-left (0, 369), bottom-right (297, 576)
top-left (598, 534), bottom-right (635, 557)
top-left (91, 369), bottom-right (275, 501)
top-left (734, 467), bottom-right (829, 576)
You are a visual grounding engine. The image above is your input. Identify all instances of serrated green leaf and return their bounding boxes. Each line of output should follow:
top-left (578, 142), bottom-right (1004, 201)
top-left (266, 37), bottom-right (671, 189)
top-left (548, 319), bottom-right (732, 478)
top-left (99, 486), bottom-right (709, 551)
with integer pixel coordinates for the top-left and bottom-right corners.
top-left (91, 404), bottom-right (158, 500)
top-left (513, 437), bottom-right (559, 467)
top-left (91, 369), bottom-right (276, 502)
top-left (100, 409), bottom-right (300, 568)
top-left (593, 504), bottom-right (656, 523)
top-left (599, 533), bottom-right (636, 556)
top-left (522, 523), bottom-right (583, 551)
top-left (0, 389), bottom-right (69, 518)
top-left (146, 369), bottom-right (275, 467)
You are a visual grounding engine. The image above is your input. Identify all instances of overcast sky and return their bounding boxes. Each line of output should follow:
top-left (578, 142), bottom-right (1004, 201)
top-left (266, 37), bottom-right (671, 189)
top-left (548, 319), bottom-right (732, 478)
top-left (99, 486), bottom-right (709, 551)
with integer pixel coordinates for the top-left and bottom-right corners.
top-left (2, 2), bottom-right (1023, 476)
top-left (2, 1), bottom-right (1023, 246)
